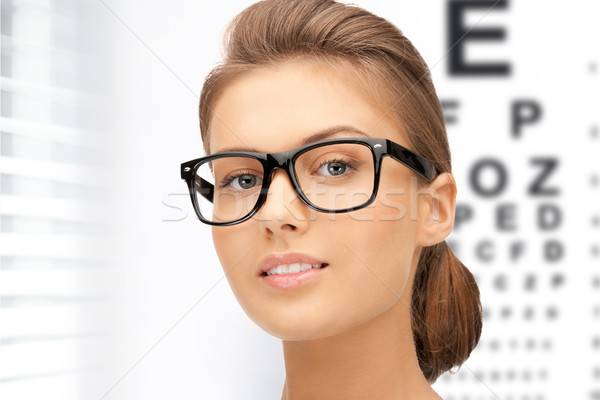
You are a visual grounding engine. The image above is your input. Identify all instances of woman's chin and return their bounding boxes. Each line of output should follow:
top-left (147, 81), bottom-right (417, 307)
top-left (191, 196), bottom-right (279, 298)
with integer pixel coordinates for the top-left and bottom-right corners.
top-left (258, 319), bottom-right (346, 342)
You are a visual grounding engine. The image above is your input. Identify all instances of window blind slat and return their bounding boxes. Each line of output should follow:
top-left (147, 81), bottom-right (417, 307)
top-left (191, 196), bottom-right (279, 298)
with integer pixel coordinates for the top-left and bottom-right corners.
top-left (0, 268), bottom-right (104, 297)
top-left (0, 233), bottom-right (98, 259)
top-left (1, 34), bottom-right (81, 59)
top-left (0, 372), bottom-right (93, 400)
top-left (1, 76), bottom-right (101, 108)
top-left (0, 157), bottom-right (104, 184)
top-left (0, 336), bottom-right (98, 379)
top-left (1, 117), bottom-right (101, 148)
top-left (0, 195), bottom-right (106, 223)
top-left (1, 304), bottom-right (96, 339)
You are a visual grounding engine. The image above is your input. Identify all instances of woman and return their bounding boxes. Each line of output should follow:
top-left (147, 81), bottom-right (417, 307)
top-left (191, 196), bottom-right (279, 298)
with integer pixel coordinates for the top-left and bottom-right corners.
top-left (181, 0), bottom-right (482, 398)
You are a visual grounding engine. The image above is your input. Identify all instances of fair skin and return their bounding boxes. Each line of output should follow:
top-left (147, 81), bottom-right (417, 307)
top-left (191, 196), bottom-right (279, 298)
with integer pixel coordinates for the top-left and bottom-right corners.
top-left (208, 59), bottom-right (456, 400)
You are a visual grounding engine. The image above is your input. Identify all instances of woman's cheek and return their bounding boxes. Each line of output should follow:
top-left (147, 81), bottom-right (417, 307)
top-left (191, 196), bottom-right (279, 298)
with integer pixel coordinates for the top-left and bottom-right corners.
top-left (212, 227), bottom-right (258, 314)
top-left (343, 211), bottom-right (416, 290)
top-left (212, 226), bottom-right (254, 274)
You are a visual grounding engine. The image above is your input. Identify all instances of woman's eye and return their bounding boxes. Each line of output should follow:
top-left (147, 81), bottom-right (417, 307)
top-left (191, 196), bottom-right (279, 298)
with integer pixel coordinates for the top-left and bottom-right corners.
top-left (316, 161), bottom-right (350, 177)
top-left (230, 174), bottom-right (260, 190)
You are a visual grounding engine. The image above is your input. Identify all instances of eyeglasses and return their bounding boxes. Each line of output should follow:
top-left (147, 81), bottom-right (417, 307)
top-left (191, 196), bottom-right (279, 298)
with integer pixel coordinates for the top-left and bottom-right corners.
top-left (180, 137), bottom-right (437, 226)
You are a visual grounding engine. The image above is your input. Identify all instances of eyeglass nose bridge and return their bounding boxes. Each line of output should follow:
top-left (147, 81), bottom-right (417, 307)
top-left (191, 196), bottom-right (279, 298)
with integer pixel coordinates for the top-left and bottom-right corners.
top-left (253, 151), bottom-right (308, 212)
top-left (261, 151), bottom-right (300, 194)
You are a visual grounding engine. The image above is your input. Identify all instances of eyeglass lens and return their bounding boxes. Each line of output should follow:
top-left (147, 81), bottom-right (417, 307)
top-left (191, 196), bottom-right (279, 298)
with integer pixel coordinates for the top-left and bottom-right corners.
top-left (193, 143), bottom-right (375, 223)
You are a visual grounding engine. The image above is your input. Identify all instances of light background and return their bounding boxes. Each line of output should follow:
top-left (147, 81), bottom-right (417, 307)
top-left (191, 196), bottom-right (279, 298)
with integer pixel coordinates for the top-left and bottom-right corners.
top-left (1, 1), bottom-right (599, 399)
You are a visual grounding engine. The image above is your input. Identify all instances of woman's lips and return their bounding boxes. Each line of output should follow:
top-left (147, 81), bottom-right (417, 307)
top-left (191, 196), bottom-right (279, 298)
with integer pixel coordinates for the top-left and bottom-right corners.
top-left (262, 266), bottom-right (327, 289)
top-left (258, 252), bottom-right (329, 290)
top-left (258, 252), bottom-right (327, 275)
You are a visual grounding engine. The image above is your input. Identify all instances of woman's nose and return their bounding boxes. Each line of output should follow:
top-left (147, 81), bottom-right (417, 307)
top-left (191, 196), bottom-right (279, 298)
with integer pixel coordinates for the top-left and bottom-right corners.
top-left (256, 169), bottom-right (311, 235)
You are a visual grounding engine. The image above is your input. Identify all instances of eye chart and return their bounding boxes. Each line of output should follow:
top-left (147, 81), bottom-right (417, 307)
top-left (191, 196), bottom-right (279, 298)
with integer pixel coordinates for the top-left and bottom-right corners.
top-left (408, 1), bottom-right (600, 399)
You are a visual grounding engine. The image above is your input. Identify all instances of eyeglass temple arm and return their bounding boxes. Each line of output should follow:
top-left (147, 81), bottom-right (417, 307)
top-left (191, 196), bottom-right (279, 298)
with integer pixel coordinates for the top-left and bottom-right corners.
top-left (194, 178), bottom-right (214, 202)
top-left (388, 141), bottom-right (437, 181)
top-left (182, 163), bottom-right (214, 202)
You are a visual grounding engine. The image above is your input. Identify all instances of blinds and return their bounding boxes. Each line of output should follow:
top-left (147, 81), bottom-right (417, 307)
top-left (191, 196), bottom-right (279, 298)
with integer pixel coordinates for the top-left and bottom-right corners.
top-left (1, 1), bottom-right (110, 398)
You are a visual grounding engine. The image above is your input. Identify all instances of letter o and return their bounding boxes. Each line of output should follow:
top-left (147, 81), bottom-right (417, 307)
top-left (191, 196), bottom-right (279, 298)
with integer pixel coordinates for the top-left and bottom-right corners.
top-left (470, 158), bottom-right (508, 197)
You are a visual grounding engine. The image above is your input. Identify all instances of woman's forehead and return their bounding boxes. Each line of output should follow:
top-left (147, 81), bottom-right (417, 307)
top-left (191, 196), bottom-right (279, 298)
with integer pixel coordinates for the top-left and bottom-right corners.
top-left (207, 60), bottom-right (407, 154)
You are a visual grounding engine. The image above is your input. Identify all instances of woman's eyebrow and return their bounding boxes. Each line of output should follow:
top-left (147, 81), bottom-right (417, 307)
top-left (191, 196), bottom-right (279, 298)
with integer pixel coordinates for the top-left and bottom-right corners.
top-left (215, 125), bottom-right (370, 153)
top-left (299, 125), bottom-right (370, 146)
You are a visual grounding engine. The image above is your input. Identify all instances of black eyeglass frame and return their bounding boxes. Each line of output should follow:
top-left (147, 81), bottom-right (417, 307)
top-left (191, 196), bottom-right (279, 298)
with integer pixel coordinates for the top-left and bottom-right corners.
top-left (180, 137), bottom-right (438, 226)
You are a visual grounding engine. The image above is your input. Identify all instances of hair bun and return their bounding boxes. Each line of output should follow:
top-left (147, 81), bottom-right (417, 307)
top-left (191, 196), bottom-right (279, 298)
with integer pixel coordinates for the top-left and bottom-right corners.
top-left (411, 241), bottom-right (482, 382)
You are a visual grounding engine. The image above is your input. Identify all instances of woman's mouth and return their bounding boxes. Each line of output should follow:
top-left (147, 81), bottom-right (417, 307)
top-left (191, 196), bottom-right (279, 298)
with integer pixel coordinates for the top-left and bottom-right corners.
top-left (262, 263), bottom-right (328, 276)
top-left (258, 253), bottom-right (329, 289)
top-left (261, 263), bottom-right (329, 289)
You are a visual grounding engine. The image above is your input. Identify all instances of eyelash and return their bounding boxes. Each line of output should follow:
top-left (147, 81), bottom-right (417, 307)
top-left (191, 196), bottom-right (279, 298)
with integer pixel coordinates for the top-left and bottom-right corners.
top-left (219, 170), bottom-right (261, 188)
top-left (315, 157), bottom-right (358, 175)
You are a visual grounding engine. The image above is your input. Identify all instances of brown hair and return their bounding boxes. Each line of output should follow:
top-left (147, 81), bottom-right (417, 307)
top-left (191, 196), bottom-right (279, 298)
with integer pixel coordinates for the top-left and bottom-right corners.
top-left (198, 0), bottom-right (482, 383)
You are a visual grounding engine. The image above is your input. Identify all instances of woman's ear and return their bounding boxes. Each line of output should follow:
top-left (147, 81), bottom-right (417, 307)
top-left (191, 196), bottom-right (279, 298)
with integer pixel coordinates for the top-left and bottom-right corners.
top-left (415, 172), bottom-right (457, 247)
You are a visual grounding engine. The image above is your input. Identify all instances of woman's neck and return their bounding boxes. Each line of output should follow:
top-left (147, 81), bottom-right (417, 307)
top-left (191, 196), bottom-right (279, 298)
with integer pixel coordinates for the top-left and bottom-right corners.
top-left (279, 295), bottom-right (442, 400)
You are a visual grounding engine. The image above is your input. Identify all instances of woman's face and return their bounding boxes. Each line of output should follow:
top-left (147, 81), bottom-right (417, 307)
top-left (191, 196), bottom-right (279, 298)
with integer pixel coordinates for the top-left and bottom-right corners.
top-left (209, 59), bottom-right (428, 340)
